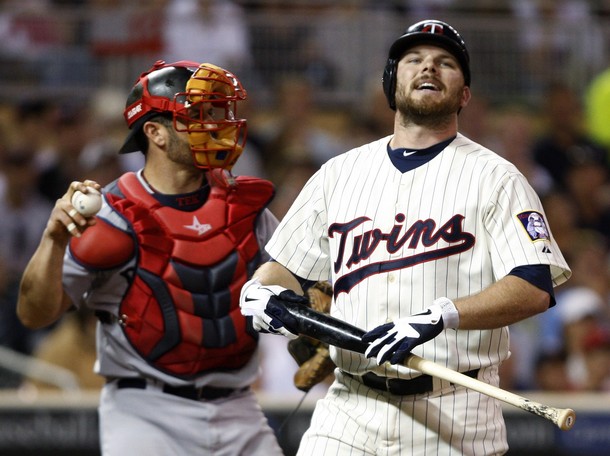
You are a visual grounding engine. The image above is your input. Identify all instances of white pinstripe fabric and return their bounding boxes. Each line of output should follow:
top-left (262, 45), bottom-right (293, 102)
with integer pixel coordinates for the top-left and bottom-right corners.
top-left (297, 368), bottom-right (507, 456)
top-left (266, 133), bottom-right (570, 455)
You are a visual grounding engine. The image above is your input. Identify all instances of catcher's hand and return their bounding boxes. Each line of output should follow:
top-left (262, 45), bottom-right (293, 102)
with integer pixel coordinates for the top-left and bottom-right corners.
top-left (288, 281), bottom-right (336, 392)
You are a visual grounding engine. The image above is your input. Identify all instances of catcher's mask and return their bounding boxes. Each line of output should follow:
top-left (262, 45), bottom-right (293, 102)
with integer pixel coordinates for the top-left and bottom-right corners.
top-left (175, 63), bottom-right (247, 171)
top-left (119, 60), bottom-right (199, 155)
top-left (382, 19), bottom-right (471, 111)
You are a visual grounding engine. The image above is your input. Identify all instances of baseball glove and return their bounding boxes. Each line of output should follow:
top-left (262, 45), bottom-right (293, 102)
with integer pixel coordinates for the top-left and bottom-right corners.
top-left (287, 281), bottom-right (336, 392)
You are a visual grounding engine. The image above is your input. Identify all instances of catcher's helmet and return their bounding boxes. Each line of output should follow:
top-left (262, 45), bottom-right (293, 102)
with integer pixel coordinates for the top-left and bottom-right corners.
top-left (382, 20), bottom-right (470, 110)
top-left (119, 60), bottom-right (198, 155)
top-left (119, 60), bottom-right (247, 170)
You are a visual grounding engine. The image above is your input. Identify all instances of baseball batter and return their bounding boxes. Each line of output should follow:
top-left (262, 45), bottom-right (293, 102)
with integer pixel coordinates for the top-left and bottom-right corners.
top-left (240, 20), bottom-right (571, 455)
top-left (17, 61), bottom-right (283, 455)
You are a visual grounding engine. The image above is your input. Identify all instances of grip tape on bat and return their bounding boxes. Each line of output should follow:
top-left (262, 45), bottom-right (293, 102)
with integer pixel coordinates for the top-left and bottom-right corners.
top-left (267, 296), bottom-right (368, 353)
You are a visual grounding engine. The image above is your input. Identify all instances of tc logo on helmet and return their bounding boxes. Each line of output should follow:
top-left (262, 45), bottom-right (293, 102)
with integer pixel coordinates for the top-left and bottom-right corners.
top-left (422, 23), bottom-right (444, 35)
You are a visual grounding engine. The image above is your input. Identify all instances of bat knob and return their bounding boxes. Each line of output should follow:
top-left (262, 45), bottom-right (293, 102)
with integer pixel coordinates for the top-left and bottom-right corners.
top-left (558, 408), bottom-right (576, 431)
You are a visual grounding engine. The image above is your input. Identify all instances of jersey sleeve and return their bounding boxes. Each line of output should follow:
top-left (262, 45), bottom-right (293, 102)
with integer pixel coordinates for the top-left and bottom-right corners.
top-left (485, 171), bottom-right (571, 287)
top-left (265, 168), bottom-right (331, 281)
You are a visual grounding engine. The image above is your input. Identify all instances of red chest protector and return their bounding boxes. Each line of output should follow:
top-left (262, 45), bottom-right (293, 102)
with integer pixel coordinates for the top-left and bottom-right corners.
top-left (105, 172), bottom-right (274, 379)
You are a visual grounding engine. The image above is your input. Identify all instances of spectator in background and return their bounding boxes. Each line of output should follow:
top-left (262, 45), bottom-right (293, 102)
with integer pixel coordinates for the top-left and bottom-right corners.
top-left (79, 86), bottom-right (143, 183)
top-left (532, 83), bottom-right (609, 188)
top-left (505, 204), bottom-right (610, 391)
top-left (562, 148), bottom-right (610, 243)
top-left (531, 229), bottom-right (610, 391)
top-left (13, 97), bottom-right (60, 165)
top-left (452, 93), bottom-right (495, 148)
top-left (36, 102), bottom-right (92, 202)
top-left (510, 0), bottom-right (605, 96)
top-left (267, 157), bottom-right (318, 220)
top-left (78, 139), bottom-right (124, 187)
top-left (0, 147), bottom-right (53, 386)
top-left (512, 281), bottom-right (610, 392)
top-left (161, 0), bottom-right (251, 74)
top-left (0, 148), bottom-right (51, 287)
top-left (581, 325), bottom-right (610, 391)
top-left (258, 76), bottom-right (348, 184)
top-left (22, 306), bottom-right (103, 391)
top-left (349, 78), bottom-right (396, 146)
top-left (560, 229), bottom-right (610, 306)
top-left (247, 2), bottom-right (337, 91)
top-left (489, 103), bottom-right (553, 197)
top-left (555, 287), bottom-right (610, 391)
top-left (540, 189), bottom-right (581, 258)
top-left (0, 0), bottom-right (65, 76)
top-left (533, 349), bottom-right (574, 391)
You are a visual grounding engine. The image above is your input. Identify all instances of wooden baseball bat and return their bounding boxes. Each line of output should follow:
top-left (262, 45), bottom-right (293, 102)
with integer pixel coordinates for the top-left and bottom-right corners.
top-left (266, 297), bottom-right (576, 431)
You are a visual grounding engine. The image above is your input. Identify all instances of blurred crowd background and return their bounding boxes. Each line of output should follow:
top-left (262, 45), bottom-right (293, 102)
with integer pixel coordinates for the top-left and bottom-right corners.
top-left (2, 0), bottom-right (610, 398)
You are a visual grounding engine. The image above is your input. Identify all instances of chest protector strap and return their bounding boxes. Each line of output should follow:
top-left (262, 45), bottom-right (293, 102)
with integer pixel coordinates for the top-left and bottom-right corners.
top-left (106, 172), bottom-right (274, 379)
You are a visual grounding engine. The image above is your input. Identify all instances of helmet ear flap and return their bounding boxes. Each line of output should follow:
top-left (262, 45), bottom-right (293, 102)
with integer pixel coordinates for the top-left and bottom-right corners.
top-left (382, 58), bottom-right (398, 111)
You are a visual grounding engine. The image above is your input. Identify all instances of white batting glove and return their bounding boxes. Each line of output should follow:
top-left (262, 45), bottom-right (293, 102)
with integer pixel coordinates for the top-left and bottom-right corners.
top-left (240, 278), bottom-right (299, 339)
top-left (362, 297), bottom-right (459, 365)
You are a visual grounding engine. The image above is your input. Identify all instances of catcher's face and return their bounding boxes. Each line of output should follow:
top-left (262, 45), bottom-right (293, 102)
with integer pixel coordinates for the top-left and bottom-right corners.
top-left (164, 120), bottom-right (194, 167)
top-left (174, 63), bottom-right (247, 171)
top-left (394, 44), bottom-right (470, 122)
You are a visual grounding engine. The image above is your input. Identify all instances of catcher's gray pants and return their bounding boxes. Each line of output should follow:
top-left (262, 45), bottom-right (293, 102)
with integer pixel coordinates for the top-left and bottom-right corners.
top-left (99, 380), bottom-right (283, 455)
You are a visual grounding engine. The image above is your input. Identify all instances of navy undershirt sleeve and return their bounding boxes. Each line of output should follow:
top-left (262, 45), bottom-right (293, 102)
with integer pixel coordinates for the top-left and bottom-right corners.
top-left (508, 264), bottom-right (555, 308)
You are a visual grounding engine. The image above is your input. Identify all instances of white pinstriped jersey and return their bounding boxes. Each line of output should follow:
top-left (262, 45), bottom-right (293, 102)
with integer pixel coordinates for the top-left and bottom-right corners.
top-left (266, 133), bottom-right (571, 380)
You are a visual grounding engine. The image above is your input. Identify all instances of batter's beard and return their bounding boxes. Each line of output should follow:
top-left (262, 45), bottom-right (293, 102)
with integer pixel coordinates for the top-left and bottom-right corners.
top-left (395, 86), bottom-right (463, 129)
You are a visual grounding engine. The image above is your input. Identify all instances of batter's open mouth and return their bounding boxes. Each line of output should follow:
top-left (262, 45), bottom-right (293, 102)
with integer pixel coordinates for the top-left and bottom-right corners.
top-left (417, 82), bottom-right (440, 91)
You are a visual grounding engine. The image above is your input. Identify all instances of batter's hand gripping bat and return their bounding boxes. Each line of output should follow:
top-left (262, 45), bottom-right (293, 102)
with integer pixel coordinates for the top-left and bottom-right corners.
top-left (267, 297), bottom-right (576, 431)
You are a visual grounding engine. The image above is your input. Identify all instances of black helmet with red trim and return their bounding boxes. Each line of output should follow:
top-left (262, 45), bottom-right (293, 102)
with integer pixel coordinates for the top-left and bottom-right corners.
top-left (119, 60), bottom-right (247, 171)
top-left (119, 60), bottom-right (198, 155)
top-left (382, 20), bottom-right (470, 110)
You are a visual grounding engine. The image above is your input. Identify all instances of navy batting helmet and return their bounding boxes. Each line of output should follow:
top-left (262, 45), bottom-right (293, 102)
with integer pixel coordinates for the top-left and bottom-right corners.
top-left (382, 20), bottom-right (471, 110)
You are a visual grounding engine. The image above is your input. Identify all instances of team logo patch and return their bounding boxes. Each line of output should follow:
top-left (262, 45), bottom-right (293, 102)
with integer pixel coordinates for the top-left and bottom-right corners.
top-left (184, 216), bottom-right (212, 235)
top-left (517, 211), bottom-right (549, 241)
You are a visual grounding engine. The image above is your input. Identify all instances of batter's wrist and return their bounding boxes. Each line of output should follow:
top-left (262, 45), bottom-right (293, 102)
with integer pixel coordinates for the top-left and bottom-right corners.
top-left (433, 297), bottom-right (460, 329)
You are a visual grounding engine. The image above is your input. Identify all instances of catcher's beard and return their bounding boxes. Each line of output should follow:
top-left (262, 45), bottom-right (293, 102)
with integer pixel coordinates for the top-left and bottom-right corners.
top-left (395, 83), bottom-right (464, 130)
top-left (166, 128), bottom-right (197, 167)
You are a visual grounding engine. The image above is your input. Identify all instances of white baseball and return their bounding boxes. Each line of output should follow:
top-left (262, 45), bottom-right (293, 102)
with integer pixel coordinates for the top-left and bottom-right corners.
top-left (71, 188), bottom-right (102, 217)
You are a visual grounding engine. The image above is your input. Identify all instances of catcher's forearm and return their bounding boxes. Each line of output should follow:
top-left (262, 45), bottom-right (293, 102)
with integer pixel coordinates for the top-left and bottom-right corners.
top-left (17, 235), bottom-right (73, 329)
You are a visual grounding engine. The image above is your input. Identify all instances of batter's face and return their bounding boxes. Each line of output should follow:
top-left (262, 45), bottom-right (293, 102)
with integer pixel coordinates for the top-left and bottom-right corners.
top-left (394, 44), bottom-right (470, 125)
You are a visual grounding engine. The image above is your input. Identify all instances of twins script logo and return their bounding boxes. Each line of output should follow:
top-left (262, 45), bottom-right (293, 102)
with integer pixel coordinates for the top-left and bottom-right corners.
top-left (329, 213), bottom-right (475, 295)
